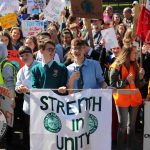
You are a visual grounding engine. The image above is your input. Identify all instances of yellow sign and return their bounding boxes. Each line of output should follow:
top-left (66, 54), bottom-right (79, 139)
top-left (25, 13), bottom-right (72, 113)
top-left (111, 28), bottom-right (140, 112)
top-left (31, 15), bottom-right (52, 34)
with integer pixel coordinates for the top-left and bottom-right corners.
top-left (0, 13), bottom-right (18, 29)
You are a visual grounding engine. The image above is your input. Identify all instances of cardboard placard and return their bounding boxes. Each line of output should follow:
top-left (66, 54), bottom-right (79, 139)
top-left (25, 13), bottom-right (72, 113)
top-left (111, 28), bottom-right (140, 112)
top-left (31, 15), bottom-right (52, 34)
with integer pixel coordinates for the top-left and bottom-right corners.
top-left (70, 0), bottom-right (103, 19)
top-left (0, 13), bottom-right (18, 29)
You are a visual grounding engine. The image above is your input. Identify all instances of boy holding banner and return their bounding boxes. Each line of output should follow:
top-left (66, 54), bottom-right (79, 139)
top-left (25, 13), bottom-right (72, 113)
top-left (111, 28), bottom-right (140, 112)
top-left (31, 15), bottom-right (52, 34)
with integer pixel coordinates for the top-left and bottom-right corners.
top-left (31, 39), bottom-right (68, 93)
top-left (67, 38), bottom-right (107, 93)
top-left (15, 46), bottom-right (39, 150)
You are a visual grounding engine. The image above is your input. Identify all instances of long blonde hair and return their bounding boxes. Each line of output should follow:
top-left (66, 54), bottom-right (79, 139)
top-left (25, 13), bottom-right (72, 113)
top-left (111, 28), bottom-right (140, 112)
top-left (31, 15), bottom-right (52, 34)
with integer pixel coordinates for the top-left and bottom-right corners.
top-left (115, 46), bottom-right (139, 72)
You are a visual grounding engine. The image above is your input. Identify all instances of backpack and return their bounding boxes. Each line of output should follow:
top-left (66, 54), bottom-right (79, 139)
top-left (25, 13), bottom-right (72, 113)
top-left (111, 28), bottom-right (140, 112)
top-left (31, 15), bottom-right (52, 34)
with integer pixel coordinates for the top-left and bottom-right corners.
top-left (0, 59), bottom-right (18, 84)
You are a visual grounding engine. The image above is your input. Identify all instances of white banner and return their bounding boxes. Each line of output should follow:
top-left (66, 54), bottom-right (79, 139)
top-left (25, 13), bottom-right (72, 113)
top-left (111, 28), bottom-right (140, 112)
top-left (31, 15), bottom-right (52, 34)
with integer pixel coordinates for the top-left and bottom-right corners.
top-left (21, 20), bottom-right (45, 37)
top-left (143, 101), bottom-right (150, 150)
top-left (43, 0), bottom-right (66, 22)
top-left (0, 95), bottom-right (14, 127)
top-left (101, 27), bottom-right (119, 50)
top-left (27, 0), bottom-right (46, 14)
top-left (146, 0), bottom-right (150, 10)
top-left (30, 89), bottom-right (112, 150)
top-left (0, 0), bottom-right (19, 15)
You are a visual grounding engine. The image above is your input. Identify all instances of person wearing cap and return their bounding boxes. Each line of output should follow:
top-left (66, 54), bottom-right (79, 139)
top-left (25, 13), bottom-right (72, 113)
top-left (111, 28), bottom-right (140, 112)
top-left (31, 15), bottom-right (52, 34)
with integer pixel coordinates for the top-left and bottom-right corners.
top-left (15, 46), bottom-right (39, 150)
top-left (31, 39), bottom-right (68, 93)
top-left (132, 1), bottom-right (138, 6)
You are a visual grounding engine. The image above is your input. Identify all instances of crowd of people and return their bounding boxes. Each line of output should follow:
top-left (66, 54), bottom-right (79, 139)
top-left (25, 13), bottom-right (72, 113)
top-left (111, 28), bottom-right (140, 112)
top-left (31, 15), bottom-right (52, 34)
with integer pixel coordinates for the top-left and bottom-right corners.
top-left (0, 0), bottom-right (150, 150)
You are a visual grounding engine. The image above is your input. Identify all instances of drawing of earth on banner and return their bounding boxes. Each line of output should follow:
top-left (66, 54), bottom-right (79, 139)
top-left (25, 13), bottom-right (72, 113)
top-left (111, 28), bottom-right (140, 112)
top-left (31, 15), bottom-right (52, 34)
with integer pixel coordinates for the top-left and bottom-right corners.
top-left (81, 0), bottom-right (93, 13)
top-left (44, 112), bottom-right (62, 133)
top-left (44, 112), bottom-right (98, 135)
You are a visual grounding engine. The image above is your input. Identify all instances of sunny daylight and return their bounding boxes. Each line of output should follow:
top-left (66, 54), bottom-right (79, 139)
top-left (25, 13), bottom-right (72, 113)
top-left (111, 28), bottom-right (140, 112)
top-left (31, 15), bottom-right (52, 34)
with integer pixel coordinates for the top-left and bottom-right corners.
top-left (0, 0), bottom-right (150, 150)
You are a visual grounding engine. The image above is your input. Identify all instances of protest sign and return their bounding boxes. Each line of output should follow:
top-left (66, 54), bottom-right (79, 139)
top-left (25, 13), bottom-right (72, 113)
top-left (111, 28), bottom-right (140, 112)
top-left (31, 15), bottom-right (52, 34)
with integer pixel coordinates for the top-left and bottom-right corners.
top-left (0, 13), bottom-right (18, 29)
top-left (27, 0), bottom-right (46, 15)
top-left (143, 101), bottom-right (150, 150)
top-left (70, 0), bottom-right (103, 19)
top-left (8, 50), bottom-right (24, 69)
top-left (133, 4), bottom-right (141, 37)
top-left (101, 27), bottom-right (119, 50)
top-left (43, 0), bottom-right (66, 22)
top-left (136, 6), bottom-right (150, 43)
top-left (146, 0), bottom-right (150, 10)
top-left (0, 0), bottom-right (19, 15)
top-left (21, 20), bottom-right (45, 37)
top-left (30, 89), bottom-right (112, 150)
top-left (0, 95), bottom-right (14, 127)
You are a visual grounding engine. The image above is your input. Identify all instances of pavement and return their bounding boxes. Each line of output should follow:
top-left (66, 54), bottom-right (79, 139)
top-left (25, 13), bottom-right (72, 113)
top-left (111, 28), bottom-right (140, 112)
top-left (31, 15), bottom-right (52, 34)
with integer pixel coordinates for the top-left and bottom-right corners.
top-left (0, 118), bottom-right (143, 150)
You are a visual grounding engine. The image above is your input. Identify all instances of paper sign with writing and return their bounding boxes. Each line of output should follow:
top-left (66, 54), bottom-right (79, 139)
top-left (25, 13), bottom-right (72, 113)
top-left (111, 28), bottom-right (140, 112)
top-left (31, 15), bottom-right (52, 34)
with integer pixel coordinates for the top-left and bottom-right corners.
top-left (8, 50), bottom-right (24, 69)
top-left (43, 0), bottom-right (66, 22)
top-left (0, 13), bottom-right (18, 29)
top-left (0, 0), bottom-right (19, 15)
top-left (21, 20), bottom-right (45, 37)
top-left (0, 95), bottom-right (14, 127)
top-left (146, 0), bottom-right (150, 10)
top-left (101, 27), bottom-right (119, 50)
top-left (27, 0), bottom-right (46, 14)
top-left (30, 89), bottom-right (112, 150)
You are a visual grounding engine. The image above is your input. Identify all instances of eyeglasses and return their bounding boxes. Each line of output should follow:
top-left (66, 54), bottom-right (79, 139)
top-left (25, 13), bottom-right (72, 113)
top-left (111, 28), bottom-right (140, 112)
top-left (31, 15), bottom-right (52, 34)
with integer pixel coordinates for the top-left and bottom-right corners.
top-left (45, 47), bottom-right (55, 52)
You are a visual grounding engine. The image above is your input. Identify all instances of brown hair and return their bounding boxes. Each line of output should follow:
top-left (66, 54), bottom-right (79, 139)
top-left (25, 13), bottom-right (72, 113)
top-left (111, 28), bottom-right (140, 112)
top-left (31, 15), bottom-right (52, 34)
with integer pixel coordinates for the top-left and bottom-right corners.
top-left (115, 46), bottom-right (139, 73)
top-left (10, 27), bottom-right (23, 41)
top-left (123, 28), bottom-right (134, 46)
top-left (38, 39), bottom-right (55, 50)
top-left (0, 30), bottom-right (13, 50)
top-left (18, 46), bottom-right (32, 55)
top-left (71, 38), bottom-right (84, 47)
top-left (25, 36), bottom-right (38, 53)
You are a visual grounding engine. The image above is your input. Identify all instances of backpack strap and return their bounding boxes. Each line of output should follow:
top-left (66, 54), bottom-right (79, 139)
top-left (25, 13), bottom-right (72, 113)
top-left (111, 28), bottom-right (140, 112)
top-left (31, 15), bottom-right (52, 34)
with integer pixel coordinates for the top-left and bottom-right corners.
top-left (1, 59), bottom-right (9, 73)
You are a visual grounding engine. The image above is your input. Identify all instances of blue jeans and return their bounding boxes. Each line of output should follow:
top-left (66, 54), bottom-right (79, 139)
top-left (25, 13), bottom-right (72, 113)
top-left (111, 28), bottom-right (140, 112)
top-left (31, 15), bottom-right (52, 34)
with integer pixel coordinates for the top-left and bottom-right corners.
top-left (116, 106), bottom-right (139, 150)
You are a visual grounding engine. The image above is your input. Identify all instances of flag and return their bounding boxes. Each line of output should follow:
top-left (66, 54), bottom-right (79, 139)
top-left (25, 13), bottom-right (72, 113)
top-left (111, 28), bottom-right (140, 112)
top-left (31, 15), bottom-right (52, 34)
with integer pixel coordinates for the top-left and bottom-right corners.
top-left (136, 6), bottom-right (150, 43)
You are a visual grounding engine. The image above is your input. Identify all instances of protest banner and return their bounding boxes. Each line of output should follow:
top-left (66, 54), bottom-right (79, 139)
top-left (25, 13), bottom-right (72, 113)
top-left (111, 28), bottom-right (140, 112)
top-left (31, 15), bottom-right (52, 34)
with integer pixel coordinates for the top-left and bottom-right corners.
top-left (0, 95), bottom-right (14, 127)
top-left (21, 20), bottom-right (45, 37)
top-left (0, 110), bottom-right (7, 138)
top-left (146, 0), bottom-right (150, 10)
top-left (136, 6), bottom-right (150, 43)
top-left (143, 101), bottom-right (150, 150)
top-left (0, 0), bottom-right (19, 15)
top-left (30, 89), bottom-right (112, 150)
top-left (0, 13), bottom-right (18, 29)
top-left (101, 27), bottom-right (119, 50)
top-left (133, 4), bottom-right (141, 37)
top-left (27, 0), bottom-right (46, 15)
top-left (43, 0), bottom-right (66, 22)
top-left (70, 0), bottom-right (103, 19)
top-left (8, 50), bottom-right (24, 69)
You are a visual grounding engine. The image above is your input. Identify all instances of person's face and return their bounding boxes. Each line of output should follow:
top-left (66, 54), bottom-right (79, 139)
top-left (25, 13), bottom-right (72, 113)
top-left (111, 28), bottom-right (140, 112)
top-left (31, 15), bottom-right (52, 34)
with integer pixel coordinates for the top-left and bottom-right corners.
top-left (11, 29), bottom-right (21, 41)
top-left (112, 47), bottom-right (122, 57)
top-left (123, 10), bottom-right (131, 19)
top-left (1, 36), bottom-right (9, 46)
top-left (25, 39), bottom-right (35, 52)
top-left (19, 53), bottom-right (33, 64)
top-left (106, 8), bottom-right (113, 17)
top-left (41, 43), bottom-right (55, 60)
top-left (63, 33), bottom-right (71, 45)
top-left (49, 29), bottom-right (57, 40)
top-left (71, 45), bottom-right (85, 61)
top-left (130, 47), bottom-right (137, 62)
top-left (113, 15), bottom-right (120, 24)
top-left (118, 25), bottom-right (125, 35)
